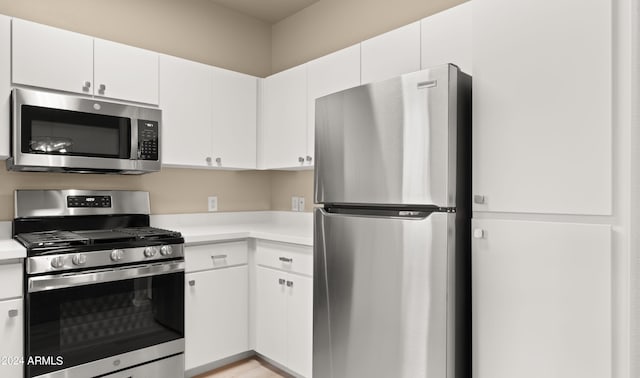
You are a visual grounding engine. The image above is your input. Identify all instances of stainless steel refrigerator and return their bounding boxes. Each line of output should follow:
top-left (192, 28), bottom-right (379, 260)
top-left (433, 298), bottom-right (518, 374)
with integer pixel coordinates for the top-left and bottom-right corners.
top-left (313, 64), bottom-right (471, 378)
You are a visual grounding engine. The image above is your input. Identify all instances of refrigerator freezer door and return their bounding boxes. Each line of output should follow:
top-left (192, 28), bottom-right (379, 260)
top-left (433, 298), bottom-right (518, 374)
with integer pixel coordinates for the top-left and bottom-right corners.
top-left (314, 64), bottom-right (465, 208)
top-left (314, 208), bottom-right (456, 378)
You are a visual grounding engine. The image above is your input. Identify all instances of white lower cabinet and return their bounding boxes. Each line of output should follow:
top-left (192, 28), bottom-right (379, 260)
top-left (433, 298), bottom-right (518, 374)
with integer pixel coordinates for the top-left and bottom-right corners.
top-left (0, 298), bottom-right (23, 378)
top-left (184, 242), bottom-right (249, 371)
top-left (472, 219), bottom-right (611, 378)
top-left (255, 241), bottom-right (312, 377)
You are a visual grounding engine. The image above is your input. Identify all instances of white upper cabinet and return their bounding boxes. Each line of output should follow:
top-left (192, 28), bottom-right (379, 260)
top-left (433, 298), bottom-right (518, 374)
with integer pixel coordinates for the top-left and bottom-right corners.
top-left (210, 67), bottom-right (257, 169)
top-left (472, 0), bottom-right (611, 215)
top-left (160, 55), bottom-right (213, 167)
top-left (260, 65), bottom-right (308, 169)
top-left (12, 18), bottom-right (159, 105)
top-left (306, 44), bottom-right (361, 164)
top-left (0, 15), bottom-right (10, 160)
top-left (12, 18), bottom-right (93, 96)
top-left (421, 1), bottom-right (472, 74)
top-left (94, 39), bottom-right (159, 104)
top-left (361, 21), bottom-right (421, 84)
top-left (472, 219), bottom-right (611, 378)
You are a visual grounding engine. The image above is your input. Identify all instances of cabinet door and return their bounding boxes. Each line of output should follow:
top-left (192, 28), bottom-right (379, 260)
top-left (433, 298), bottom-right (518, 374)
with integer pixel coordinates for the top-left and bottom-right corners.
top-left (255, 266), bottom-right (287, 365)
top-left (306, 44), bottom-right (361, 165)
top-left (261, 65), bottom-right (307, 169)
top-left (361, 22), bottom-right (421, 84)
top-left (94, 39), bottom-right (159, 104)
top-left (472, 219), bottom-right (611, 378)
top-left (211, 67), bottom-right (257, 169)
top-left (0, 15), bottom-right (10, 159)
top-left (472, 0), bottom-right (611, 214)
top-left (12, 18), bottom-right (93, 95)
top-left (159, 55), bottom-right (212, 167)
top-left (185, 266), bottom-right (249, 370)
top-left (0, 299), bottom-right (23, 378)
top-left (421, 1), bottom-right (472, 74)
top-left (286, 274), bottom-right (313, 378)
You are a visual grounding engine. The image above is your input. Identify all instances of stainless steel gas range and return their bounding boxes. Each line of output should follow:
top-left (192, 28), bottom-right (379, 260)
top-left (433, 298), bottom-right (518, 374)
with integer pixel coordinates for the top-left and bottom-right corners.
top-left (13, 190), bottom-right (185, 378)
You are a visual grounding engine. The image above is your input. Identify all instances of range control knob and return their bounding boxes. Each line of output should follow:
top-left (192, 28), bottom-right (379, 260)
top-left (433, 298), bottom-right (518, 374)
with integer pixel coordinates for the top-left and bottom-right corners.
top-left (144, 246), bottom-right (158, 258)
top-left (50, 256), bottom-right (65, 269)
top-left (160, 245), bottom-right (173, 256)
top-left (110, 249), bottom-right (124, 262)
top-left (72, 254), bottom-right (87, 266)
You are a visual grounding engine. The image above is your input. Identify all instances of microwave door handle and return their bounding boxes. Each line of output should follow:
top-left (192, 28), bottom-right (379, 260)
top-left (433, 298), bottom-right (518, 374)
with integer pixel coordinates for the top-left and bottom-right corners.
top-left (131, 118), bottom-right (139, 160)
top-left (27, 261), bottom-right (185, 293)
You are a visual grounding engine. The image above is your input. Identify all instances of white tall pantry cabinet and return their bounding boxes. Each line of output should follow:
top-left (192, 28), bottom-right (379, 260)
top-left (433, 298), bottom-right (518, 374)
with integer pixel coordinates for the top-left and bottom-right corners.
top-left (472, 1), bottom-right (614, 378)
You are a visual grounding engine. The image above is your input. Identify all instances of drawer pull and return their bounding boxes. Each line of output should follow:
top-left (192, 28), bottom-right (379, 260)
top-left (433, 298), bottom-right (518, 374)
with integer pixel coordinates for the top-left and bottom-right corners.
top-left (211, 254), bottom-right (228, 259)
top-left (286, 280), bottom-right (294, 287)
top-left (8, 309), bottom-right (18, 318)
top-left (279, 257), bottom-right (293, 263)
top-left (278, 278), bottom-right (286, 285)
top-left (188, 280), bottom-right (195, 287)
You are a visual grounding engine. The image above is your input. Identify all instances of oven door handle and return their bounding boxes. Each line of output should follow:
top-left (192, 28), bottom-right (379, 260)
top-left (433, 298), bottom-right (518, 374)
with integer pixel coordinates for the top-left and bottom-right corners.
top-left (28, 261), bottom-right (185, 293)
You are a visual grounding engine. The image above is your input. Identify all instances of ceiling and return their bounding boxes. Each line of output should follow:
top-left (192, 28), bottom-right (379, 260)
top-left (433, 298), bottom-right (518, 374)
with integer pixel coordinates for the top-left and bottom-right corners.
top-left (211, 0), bottom-right (320, 23)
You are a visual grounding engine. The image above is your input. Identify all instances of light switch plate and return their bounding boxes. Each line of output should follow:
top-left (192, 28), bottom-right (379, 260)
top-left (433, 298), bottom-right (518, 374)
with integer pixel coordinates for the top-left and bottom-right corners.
top-left (291, 196), bottom-right (299, 211)
top-left (298, 197), bottom-right (305, 212)
top-left (208, 196), bottom-right (218, 212)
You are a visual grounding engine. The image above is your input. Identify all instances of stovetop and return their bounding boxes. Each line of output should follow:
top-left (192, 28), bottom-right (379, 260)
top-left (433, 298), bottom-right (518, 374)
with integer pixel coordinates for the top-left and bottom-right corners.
top-left (16, 227), bottom-right (183, 256)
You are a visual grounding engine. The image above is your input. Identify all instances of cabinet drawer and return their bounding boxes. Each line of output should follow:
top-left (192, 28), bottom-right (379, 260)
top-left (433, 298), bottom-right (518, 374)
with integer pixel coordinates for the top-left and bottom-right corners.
top-left (256, 240), bottom-right (312, 276)
top-left (186, 241), bottom-right (248, 273)
top-left (0, 263), bottom-right (22, 300)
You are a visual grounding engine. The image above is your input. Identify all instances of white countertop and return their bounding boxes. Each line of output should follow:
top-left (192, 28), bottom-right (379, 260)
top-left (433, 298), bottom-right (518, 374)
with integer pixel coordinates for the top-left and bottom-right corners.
top-left (151, 211), bottom-right (313, 246)
top-left (0, 211), bottom-right (313, 262)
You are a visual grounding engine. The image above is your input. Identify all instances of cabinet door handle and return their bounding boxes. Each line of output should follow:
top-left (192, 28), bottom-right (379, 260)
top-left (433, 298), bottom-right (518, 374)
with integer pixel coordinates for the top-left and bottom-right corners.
top-left (298, 156), bottom-right (304, 163)
top-left (215, 157), bottom-right (222, 165)
top-left (211, 254), bottom-right (227, 259)
top-left (82, 81), bottom-right (91, 91)
top-left (306, 155), bottom-right (313, 163)
top-left (206, 156), bottom-right (212, 164)
top-left (286, 280), bottom-right (294, 287)
top-left (474, 195), bottom-right (486, 204)
top-left (279, 257), bottom-right (293, 263)
top-left (278, 278), bottom-right (286, 285)
top-left (98, 83), bottom-right (106, 94)
top-left (473, 229), bottom-right (485, 239)
top-left (188, 280), bottom-right (195, 286)
top-left (8, 309), bottom-right (18, 318)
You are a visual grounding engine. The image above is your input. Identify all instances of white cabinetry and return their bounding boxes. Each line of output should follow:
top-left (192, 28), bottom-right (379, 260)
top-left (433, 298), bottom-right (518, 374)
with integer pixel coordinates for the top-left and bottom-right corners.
top-left (12, 18), bottom-right (159, 105)
top-left (160, 55), bottom-right (213, 167)
top-left (210, 67), bottom-right (257, 169)
top-left (306, 44), bottom-right (361, 163)
top-left (421, 1), bottom-right (472, 73)
top-left (185, 242), bottom-right (249, 371)
top-left (255, 240), bottom-right (312, 377)
top-left (12, 18), bottom-right (93, 96)
top-left (0, 15), bottom-right (10, 159)
top-left (472, 219), bottom-right (611, 378)
top-left (160, 55), bottom-right (257, 169)
top-left (260, 65), bottom-right (308, 169)
top-left (93, 39), bottom-right (158, 104)
top-left (361, 21), bottom-right (421, 84)
top-left (472, 0), bottom-right (611, 214)
top-left (0, 263), bottom-right (24, 378)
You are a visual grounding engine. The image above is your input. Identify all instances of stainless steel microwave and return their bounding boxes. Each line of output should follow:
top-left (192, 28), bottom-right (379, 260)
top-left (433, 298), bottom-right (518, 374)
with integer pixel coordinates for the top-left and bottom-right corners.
top-left (7, 88), bottom-right (161, 174)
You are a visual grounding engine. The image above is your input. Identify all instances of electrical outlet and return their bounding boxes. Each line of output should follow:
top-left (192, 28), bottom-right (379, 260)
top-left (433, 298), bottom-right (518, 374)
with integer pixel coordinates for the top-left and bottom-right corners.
top-left (291, 196), bottom-right (299, 211)
top-left (298, 197), bottom-right (305, 212)
top-left (208, 196), bottom-right (218, 212)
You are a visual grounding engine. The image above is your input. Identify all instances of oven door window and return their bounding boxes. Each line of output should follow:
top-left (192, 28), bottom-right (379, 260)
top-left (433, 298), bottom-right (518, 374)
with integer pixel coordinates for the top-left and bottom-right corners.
top-left (26, 271), bottom-right (184, 377)
top-left (21, 105), bottom-right (131, 158)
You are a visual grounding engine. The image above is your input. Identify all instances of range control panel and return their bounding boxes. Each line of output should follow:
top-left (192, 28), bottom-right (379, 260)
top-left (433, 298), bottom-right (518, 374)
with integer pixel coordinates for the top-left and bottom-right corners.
top-left (137, 119), bottom-right (159, 161)
top-left (67, 195), bottom-right (112, 208)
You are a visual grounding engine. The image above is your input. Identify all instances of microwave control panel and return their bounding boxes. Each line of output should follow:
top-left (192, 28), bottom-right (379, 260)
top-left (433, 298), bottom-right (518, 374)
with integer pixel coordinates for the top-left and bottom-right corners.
top-left (137, 120), bottom-right (159, 161)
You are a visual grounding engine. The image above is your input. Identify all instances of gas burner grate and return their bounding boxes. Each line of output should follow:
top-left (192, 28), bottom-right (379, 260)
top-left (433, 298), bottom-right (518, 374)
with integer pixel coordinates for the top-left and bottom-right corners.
top-left (116, 227), bottom-right (181, 240)
top-left (17, 230), bottom-right (90, 249)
